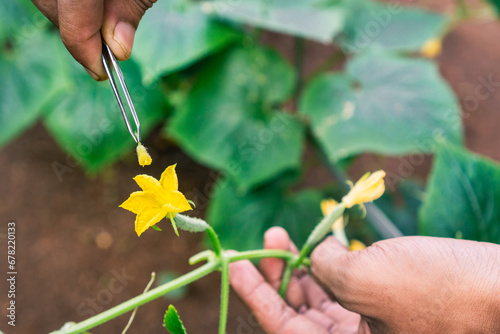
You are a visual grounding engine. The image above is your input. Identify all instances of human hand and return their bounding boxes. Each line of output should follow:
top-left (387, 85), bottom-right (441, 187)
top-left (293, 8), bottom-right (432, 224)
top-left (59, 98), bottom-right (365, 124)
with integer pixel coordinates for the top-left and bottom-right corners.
top-left (229, 227), bottom-right (361, 333)
top-left (311, 234), bottom-right (500, 333)
top-left (230, 227), bottom-right (500, 333)
top-left (31, 0), bottom-right (156, 80)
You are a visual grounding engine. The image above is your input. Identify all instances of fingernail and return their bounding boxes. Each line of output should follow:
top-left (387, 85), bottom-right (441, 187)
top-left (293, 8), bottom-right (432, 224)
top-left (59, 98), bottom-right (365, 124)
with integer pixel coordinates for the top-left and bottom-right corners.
top-left (83, 66), bottom-right (100, 81)
top-left (113, 21), bottom-right (135, 58)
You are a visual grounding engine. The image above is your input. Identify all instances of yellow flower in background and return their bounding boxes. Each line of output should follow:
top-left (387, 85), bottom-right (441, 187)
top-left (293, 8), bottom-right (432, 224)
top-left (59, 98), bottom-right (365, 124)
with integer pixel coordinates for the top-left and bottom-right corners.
top-left (321, 198), bottom-right (366, 250)
top-left (120, 164), bottom-right (192, 236)
top-left (136, 143), bottom-right (152, 166)
top-left (342, 170), bottom-right (386, 209)
top-left (421, 38), bottom-right (442, 59)
top-left (349, 239), bottom-right (366, 251)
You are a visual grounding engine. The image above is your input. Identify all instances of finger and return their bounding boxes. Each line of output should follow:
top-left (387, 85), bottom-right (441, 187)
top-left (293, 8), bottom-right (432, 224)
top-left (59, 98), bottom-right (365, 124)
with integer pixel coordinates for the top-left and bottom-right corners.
top-left (311, 236), bottom-right (353, 292)
top-left (31, 0), bottom-right (59, 26)
top-left (58, 0), bottom-right (105, 80)
top-left (229, 259), bottom-right (327, 334)
top-left (310, 236), bottom-right (371, 313)
top-left (302, 309), bottom-right (335, 330)
top-left (300, 274), bottom-right (361, 328)
top-left (260, 227), bottom-right (291, 290)
top-left (286, 273), bottom-right (307, 310)
top-left (102, 0), bottom-right (156, 61)
top-left (260, 227), bottom-right (306, 309)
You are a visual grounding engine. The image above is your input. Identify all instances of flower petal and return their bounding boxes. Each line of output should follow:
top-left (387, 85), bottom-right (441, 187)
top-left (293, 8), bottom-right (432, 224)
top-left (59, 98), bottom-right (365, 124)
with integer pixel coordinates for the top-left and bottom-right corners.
top-left (321, 199), bottom-right (338, 217)
top-left (134, 175), bottom-right (163, 194)
top-left (160, 164), bottom-right (178, 191)
top-left (120, 191), bottom-right (160, 214)
top-left (164, 190), bottom-right (192, 213)
top-left (135, 207), bottom-right (167, 237)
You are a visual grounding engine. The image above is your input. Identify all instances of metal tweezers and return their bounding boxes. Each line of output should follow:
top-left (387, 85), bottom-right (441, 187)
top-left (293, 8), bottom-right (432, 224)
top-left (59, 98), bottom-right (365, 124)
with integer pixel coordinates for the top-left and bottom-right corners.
top-left (101, 41), bottom-right (141, 143)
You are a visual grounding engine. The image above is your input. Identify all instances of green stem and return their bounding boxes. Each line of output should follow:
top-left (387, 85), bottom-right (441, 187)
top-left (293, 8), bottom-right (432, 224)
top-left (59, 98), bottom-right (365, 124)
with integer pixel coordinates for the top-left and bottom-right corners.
top-left (53, 249), bottom-right (304, 334)
top-left (227, 249), bottom-right (297, 263)
top-left (219, 254), bottom-right (230, 334)
top-left (279, 203), bottom-right (346, 296)
top-left (278, 263), bottom-right (294, 298)
top-left (52, 262), bottom-right (219, 334)
top-left (457, 0), bottom-right (468, 19)
top-left (294, 37), bottom-right (306, 99)
top-left (206, 226), bottom-right (222, 257)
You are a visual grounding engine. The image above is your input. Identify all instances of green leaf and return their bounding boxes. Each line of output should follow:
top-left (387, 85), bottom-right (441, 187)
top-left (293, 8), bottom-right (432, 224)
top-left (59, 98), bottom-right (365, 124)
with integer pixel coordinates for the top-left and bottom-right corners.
top-left (419, 145), bottom-right (500, 243)
top-left (338, 0), bottom-right (448, 53)
top-left (169, 45), bottom-right (304, 190)
top-left (484, 0), bottom-right (500, 16)
top-left (0, 32), bottom-right (70, 148)
top-left (132, 0), bottom-right (242, 83)
top-left (43, 58), bottom-right (167, 173)
top-left (0, 0), bottom-right (47, 43)
top-left (163, 305), bottom-right (187, 334)
top-left (300, 52), bottom-right (462, 162)
top-left (207, 0), bottom-right (345, 43)
top-left (207, 178), bottom-right (323, 250)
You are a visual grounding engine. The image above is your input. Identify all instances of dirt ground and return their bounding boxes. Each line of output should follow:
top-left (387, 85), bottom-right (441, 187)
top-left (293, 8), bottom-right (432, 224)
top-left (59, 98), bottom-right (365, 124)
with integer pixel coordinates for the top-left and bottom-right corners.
top-left (1, 1), bottom-right (500, 333)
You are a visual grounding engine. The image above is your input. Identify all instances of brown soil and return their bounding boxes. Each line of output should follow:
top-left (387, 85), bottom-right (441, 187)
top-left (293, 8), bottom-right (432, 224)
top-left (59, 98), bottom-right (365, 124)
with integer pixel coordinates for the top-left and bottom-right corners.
top-left (1, 1), bottom-right (500, 333)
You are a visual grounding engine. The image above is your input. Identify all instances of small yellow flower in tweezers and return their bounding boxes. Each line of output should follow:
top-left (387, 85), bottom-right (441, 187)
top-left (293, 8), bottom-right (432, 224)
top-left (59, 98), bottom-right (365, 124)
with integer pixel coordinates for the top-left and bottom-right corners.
top-left (342, 170), bottom-right (386, 209)
top-left (120, 164), bottom-right (191, 236)
top-left (136, 143), bottom-right (152, 167)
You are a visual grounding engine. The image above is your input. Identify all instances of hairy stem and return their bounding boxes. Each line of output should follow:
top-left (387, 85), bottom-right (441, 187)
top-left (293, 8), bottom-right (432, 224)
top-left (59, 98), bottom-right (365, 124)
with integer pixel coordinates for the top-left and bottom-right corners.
top-left (52, 248), bottom-right (305, 334)
top-left (206, 226), bottom-right (222, 257)
top-left (278, 263), bottom-right (294, 298)
top-left (227, 249), bottom-right (297, 263)
top-left (219, 254), bottom-right (230, 334)
top-left (279, 203), bottom-right (346, 295)
top-left (52, 262), bottom-right (219, 334)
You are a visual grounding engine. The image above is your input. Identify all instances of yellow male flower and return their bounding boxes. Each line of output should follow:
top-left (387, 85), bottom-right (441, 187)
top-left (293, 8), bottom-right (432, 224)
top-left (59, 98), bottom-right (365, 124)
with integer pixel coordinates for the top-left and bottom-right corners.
top-left (421, 38), bottom-right (442, 59)
top-left (120, 164), bottom-right (192, 236)
top-left (136, 143), bottom-right (152, 167)
top-left (342, 170), bottom-right (386, 208)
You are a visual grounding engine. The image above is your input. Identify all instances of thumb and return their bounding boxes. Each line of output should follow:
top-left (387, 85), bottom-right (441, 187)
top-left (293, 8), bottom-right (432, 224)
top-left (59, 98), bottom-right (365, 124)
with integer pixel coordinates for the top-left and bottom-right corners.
top-left (102, 0), bottom-right (157, 61)
top-left (310, 236), bottom-right (377, 315)
top-left (310, 236), bottom-right (353, 295)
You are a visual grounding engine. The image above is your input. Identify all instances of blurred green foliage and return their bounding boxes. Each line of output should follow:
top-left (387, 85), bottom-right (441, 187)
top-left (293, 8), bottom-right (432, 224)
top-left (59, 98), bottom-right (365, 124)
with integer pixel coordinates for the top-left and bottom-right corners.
top-left (2, 0), bottom-right (500, 249)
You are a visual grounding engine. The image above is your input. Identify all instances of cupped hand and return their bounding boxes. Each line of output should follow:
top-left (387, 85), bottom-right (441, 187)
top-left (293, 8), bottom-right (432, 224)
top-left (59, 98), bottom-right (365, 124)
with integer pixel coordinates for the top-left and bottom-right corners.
top-left (31, 0), bottom-right (156, 80)
top-left (230, 227), bottom-right (500, 334)
top-left (229, 227), bottom-right (361, 334)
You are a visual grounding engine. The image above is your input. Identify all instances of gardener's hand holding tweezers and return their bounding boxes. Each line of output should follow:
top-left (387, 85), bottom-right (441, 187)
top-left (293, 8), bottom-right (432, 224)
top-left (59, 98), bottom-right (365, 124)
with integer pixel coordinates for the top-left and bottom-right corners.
top-left (31, 0), bottom-right (156, 81)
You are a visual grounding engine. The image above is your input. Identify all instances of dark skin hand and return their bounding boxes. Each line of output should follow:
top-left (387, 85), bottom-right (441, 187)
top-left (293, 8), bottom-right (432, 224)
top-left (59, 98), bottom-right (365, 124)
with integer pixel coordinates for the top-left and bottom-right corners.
top-left (229, 227), bottom-right (500, 333)
top-left (31, 0), bottom-right (156, 80)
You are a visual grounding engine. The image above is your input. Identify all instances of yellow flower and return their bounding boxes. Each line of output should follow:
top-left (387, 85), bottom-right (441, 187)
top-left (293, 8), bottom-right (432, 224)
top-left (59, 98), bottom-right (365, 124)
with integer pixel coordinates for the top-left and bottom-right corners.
top-left (136, 143), bottom-right (152, 167)
top-left (349, 239), bottom-right (366, 251)
top-left (120, 164), bottom-right (191, 236)
top-left (342, 170), bottom-right (386, 208)
top-left (421, 38), bottom-right (442, 59)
